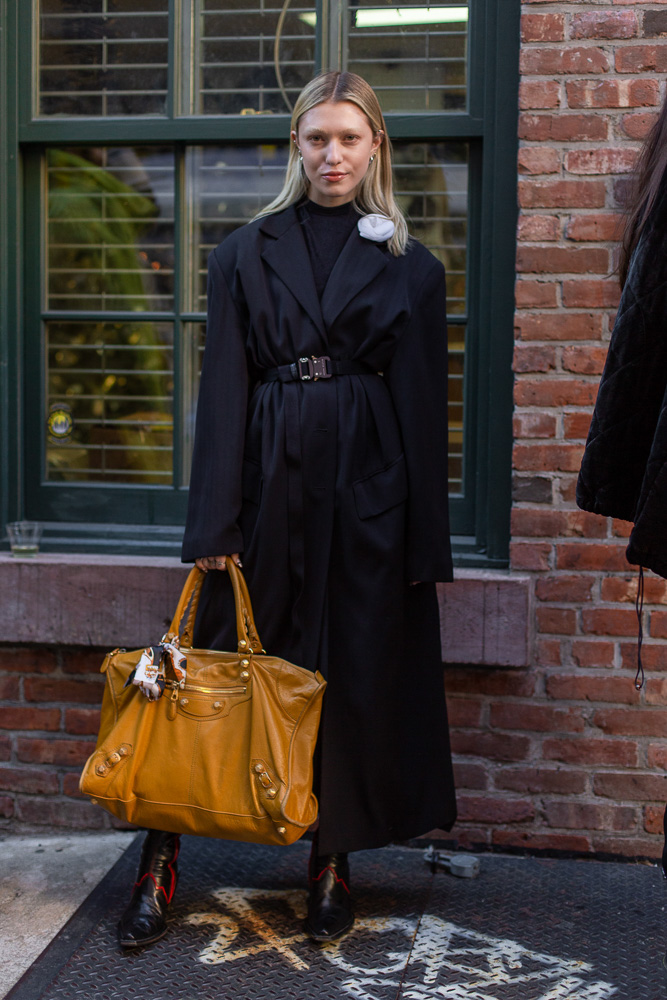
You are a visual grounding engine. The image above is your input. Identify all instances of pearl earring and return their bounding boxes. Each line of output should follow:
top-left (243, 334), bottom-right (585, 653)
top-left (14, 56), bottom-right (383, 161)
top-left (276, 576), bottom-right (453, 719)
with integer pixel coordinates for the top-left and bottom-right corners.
top-left (369, 154), bottom-right (375, 163)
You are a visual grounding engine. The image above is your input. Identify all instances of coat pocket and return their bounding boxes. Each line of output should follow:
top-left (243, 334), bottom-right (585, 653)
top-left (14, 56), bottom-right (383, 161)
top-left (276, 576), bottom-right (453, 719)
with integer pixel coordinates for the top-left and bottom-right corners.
top-left (353, 455), bottom-right (408, 519)
top-left (241, 458), bottom-right (263, 505)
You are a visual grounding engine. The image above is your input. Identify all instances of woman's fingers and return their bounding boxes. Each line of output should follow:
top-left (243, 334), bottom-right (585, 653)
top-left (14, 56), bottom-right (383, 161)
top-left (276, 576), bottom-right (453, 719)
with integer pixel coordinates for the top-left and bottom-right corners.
top-left (194, 555), bottom-right (225, 572)
top-left (195, 554), bottom-right (242, 573)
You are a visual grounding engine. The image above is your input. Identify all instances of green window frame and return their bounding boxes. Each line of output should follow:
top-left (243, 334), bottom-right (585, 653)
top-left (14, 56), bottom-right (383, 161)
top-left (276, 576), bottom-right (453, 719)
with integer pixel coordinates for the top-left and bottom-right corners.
top-left (0, 0), bottom-right (519, 566)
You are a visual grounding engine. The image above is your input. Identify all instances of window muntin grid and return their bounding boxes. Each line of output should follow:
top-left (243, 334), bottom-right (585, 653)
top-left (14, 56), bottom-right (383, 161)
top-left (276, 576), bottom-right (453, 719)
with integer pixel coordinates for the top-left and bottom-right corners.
top-left (447, 326), bottom-right (464, 492)
top-left (348, 1), bottom-right (468, 113)
top-left (181, 321), bottom-right (207, 486)
top-left (46, 146), bottom-right (175, 312)
top-left (194, 0), bottom-right (317, 115)
top-left (37, 2), bottom-right (468, 119)
top-left (18, 0), bottom-right (521, 556)
top-left (38, 0), bottom-right (169, 117)
top-left (32, 1), bottom-right (474, 503)
top-left (393, 141), bottom-right (467, 315)
top-left (393, 141), bottom-right (468, 490)
top-left (46, 319), bottom-right (173, 484)
top-left (187, 143), bottom-right (290, 312)
top-left (41, 137), bottom-right (467, 492)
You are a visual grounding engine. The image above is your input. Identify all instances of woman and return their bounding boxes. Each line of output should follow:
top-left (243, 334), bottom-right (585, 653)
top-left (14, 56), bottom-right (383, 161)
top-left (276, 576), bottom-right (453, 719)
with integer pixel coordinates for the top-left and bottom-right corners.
top-left (576, 99), bottom-right (667, 896)
top-left (118, 71), bottom-right (456, 949)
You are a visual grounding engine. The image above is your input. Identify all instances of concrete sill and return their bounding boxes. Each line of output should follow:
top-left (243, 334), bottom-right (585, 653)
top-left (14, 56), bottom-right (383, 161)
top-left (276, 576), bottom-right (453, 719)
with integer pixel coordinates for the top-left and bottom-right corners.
top-left (0, 555), bottom-right (532, 668)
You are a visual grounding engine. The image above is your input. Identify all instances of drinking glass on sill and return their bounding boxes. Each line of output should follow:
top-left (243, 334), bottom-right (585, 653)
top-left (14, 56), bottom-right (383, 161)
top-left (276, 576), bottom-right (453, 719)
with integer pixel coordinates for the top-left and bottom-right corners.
top-left (6, 521), bottom-right (42, 557)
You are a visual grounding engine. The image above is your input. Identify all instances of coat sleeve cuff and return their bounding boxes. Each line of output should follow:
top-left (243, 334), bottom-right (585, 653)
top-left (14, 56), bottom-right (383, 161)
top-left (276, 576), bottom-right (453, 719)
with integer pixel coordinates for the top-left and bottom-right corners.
top-left (181, 525), bottom-right (244, 563)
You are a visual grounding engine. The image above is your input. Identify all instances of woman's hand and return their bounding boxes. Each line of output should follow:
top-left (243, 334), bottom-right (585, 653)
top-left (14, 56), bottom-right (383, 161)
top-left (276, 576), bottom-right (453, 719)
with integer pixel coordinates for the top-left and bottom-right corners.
top-left (195, 553), bottom-right (242, 573)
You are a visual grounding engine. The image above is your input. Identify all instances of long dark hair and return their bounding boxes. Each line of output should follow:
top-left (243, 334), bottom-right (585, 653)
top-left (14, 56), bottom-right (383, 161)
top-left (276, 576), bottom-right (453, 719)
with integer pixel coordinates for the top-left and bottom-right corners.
top-left (619, 98), bottom-right (667, 288)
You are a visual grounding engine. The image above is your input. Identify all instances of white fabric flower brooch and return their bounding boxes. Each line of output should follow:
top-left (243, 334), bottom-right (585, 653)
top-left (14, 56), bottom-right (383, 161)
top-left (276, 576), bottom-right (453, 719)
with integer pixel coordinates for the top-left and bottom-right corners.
top-left (357, 214), bottom-right (395, 243)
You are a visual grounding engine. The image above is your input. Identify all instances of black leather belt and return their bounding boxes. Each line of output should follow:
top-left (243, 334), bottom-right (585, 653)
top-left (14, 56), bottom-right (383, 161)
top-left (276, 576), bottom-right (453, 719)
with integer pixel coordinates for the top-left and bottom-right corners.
top-left (262, 356), bottom-right (375, 383)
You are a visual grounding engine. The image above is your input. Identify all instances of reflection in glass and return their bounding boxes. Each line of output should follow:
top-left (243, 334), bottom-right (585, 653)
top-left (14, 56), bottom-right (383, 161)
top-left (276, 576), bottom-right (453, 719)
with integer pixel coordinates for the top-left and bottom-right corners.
top-left (181, 323), bottom-right (207, 487)
top-left (448, 325), bottom-right (464, 492)
top-left (393, 141), bottom-right (468, 314)
top-left (47, 146), bottom-right (174, 311)
top-left (348, 1), bottom-right (468, 112)
top-left (195, 0), bottom-right (316, 115)
top-left (394, 140), bottom-right (468, 491)
top-left (187, 144), bottom-right (289, 311)
top-left (46, 320), bottom-right (173, 484)
top-left (39, 0), bottom-right (169, 116)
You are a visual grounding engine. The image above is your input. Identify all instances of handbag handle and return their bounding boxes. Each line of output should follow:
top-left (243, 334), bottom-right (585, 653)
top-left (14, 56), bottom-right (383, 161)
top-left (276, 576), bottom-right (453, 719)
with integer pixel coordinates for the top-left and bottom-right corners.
top-left (226, 561), bottom-right (264, 654)
top-left (168, 564), bottom-right (264, 653)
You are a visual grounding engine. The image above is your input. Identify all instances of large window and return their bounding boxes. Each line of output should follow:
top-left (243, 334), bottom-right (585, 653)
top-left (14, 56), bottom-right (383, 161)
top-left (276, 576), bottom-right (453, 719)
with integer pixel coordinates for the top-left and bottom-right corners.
top-left (8, 1), bottom-right (519, 563)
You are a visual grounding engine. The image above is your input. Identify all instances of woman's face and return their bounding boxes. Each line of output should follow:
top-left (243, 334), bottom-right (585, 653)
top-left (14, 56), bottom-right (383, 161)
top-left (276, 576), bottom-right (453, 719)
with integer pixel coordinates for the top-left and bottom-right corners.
top-left (292, 100), bottom-right (383, 208)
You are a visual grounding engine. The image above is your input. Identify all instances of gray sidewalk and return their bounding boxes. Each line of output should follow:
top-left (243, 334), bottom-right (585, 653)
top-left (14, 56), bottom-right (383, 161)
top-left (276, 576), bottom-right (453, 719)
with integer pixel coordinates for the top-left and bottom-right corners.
top-left (2, 832), bottom-right (665, 999)
top-left (0, 832), bottom-right (134, 998)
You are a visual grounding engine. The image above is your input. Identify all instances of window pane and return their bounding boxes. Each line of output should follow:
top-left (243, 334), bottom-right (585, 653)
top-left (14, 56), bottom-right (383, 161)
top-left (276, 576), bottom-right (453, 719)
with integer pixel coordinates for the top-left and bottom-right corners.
top-left (181, 322), bottom-right (207, 487)
top-left (195, 0), bottom-right (317, 115)
top-left (46, 146), bottom-right (174, 312)
top-left (38, 0), bottom-right (169, 116)
top-left (448, 324), bottom-right (464, 493)
top-left (393, 141), bottom-right (468, 315)
top-left (186, 144), bottom-right (289, 312)
top-left (348, 1), bottom-right (468, 112)
top-left (45, 320), bottom-right (173, 485)
top-left (394, 140), bottom-right (468, 492)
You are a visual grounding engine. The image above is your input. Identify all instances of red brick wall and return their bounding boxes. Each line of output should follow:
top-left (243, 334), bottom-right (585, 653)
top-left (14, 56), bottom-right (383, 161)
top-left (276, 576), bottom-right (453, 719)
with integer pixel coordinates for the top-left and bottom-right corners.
top-left (0, 645), bottom-right (129, 830)
top-left (443, 0), bottom-right (667, 859)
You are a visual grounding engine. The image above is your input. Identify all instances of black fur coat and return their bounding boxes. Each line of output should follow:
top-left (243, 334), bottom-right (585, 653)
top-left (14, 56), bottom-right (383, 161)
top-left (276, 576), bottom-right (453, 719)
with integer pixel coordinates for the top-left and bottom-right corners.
top-left (577, 189), bottom-right (667, 578)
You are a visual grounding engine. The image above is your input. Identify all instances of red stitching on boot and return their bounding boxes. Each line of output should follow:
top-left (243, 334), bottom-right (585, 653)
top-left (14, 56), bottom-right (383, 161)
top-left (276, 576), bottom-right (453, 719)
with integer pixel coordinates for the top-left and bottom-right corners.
top-left (133, 839), bottom-right (179, 903)
top-left (310, 865), bottom-right (350, 895)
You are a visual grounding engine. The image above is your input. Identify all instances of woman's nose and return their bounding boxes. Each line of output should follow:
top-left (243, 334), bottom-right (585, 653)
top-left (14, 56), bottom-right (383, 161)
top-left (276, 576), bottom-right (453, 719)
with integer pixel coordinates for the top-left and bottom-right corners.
top-left (325, 141), bottom-right (343, 164)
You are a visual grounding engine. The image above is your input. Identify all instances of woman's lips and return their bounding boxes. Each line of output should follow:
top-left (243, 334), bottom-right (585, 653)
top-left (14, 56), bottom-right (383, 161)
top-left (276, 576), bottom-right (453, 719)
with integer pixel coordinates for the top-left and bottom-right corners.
top-left (322, 172), bottom-right (347, 181)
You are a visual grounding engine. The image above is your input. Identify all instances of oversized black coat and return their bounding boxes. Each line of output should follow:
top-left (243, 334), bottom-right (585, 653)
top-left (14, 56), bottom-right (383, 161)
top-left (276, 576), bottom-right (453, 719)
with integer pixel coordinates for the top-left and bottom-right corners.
top-left (577, 185), bottom-right (667, 579)
top-left (182, 204), bottom-right (456, 853)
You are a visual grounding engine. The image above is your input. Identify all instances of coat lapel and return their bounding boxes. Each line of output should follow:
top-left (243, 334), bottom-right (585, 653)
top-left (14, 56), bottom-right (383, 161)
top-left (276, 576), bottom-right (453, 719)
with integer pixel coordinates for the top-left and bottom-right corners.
top-left (259, 207), bottom-right (325, 337)
top-left (321, 226), bottom-right (389, 330)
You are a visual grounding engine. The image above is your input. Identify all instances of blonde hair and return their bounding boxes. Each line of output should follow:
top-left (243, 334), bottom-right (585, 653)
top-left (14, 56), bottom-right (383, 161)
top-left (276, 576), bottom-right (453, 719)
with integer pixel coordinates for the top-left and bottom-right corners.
top-left (254, 71), bottom-right (409, 256)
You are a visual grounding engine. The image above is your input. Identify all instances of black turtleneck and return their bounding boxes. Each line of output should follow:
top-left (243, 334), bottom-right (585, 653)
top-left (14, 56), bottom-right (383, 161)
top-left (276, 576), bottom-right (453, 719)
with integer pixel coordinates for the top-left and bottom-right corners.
top-left (298, 199), bottom-right (360, 299)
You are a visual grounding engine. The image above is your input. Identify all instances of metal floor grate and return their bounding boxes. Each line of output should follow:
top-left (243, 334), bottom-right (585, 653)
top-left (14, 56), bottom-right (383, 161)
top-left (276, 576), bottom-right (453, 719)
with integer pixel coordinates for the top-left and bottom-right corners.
top-left (7, 836), bottom-right (666, 999)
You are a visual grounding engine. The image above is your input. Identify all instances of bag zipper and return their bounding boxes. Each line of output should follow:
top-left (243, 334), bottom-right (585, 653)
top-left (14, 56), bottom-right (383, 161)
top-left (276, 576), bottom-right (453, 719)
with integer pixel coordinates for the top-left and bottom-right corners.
top-left (165, 681), bottom-right (247, 695)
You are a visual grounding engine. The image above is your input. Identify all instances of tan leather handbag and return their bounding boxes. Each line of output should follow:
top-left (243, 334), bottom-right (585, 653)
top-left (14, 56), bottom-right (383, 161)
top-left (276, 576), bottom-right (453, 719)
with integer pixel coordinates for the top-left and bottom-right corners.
top-left (80, 564), bottom-right (326, 845)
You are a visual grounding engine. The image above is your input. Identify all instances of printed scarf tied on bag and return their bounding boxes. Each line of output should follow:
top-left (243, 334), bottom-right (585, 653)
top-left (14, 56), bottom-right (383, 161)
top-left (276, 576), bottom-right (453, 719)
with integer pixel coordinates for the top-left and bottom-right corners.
top-left (125, 633), bottom-right (187, 701)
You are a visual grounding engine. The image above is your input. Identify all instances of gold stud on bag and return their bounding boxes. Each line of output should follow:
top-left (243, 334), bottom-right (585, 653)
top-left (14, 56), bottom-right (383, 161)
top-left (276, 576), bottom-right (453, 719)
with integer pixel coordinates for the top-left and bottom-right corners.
top-left (79, 564), bottom-right (326, 845)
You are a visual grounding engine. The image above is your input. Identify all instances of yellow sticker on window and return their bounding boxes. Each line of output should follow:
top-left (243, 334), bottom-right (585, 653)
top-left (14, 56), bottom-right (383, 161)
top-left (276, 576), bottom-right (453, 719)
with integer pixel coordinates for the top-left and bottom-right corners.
top-left (47, 404), bottom-right (73, 441)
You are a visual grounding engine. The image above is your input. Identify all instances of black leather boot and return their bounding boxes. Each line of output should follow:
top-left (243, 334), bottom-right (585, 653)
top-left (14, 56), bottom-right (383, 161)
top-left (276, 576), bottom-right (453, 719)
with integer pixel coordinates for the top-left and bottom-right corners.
top-left (305, 839), bottom-right (354, 942)
top-left (117, 829), bottom-right (180, 949)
